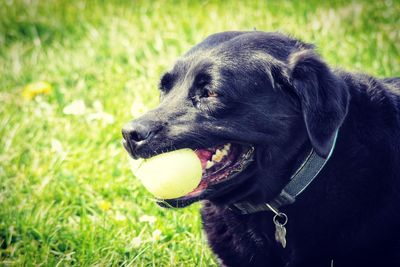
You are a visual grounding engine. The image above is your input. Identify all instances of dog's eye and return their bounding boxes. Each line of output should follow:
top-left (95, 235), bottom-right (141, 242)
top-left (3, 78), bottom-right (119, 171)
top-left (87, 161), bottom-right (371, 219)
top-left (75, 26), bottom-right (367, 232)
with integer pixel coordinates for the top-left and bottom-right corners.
top-left (206, 91), bottom-right (218, 97)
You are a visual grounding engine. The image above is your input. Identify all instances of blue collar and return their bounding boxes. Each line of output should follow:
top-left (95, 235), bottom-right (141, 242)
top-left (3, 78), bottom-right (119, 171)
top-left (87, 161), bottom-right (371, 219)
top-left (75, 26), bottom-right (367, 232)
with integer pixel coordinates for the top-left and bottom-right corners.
top-left (233, 129), bottom-right (339, 215)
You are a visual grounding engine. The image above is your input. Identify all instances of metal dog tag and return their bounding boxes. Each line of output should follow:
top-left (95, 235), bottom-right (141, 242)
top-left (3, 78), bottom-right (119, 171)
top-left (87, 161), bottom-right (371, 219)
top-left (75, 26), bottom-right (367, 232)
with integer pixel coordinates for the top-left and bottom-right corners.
top-left (274, 223), bottom-right (287, 248)
top-left (273, 213), bottom-right (288, 248)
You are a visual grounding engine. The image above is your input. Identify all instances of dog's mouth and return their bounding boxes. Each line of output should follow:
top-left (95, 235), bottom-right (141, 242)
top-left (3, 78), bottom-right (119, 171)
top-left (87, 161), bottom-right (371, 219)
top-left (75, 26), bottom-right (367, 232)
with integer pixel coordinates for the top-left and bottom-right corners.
top-left (158, 143), bottom-right (255, 208)
top-left (192, 143), bottom-right (254, 196)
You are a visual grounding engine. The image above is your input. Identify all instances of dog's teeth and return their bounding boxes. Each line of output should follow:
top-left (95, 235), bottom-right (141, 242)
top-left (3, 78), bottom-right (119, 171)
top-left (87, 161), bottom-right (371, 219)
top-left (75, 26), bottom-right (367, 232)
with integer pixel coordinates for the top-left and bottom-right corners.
top-left (211, 144), bottom-right (231, 163)
top-left (221, 144), bottom-right (230, 155)
top-left (221, 149), bottom-right (228, 157)
top-left (206, 160), bottom-right (214, 169)
top-left (212, 154), bottom-right (221, 163)
top-left (224, 143), bottom-right (231, 151)
top-left (212, 149), bottom-right (224, 162)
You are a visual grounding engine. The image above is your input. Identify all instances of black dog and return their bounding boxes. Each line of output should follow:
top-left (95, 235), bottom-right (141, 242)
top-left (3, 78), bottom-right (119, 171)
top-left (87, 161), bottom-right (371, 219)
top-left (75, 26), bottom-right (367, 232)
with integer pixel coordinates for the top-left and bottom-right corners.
top-left (122, 31), bottom-right (400, 267)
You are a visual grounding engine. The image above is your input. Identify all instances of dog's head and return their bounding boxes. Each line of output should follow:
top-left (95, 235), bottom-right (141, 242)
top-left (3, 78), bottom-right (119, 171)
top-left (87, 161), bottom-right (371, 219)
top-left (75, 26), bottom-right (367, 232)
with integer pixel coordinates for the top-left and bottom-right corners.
top-left (122, 31), bottom-right (349, 207)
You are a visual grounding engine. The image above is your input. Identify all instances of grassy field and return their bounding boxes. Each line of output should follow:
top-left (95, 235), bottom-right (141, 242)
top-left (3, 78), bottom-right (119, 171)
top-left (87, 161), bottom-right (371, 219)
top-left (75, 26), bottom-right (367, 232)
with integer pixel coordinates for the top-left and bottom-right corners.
top-left (0, 0), bottom-right (399, 266)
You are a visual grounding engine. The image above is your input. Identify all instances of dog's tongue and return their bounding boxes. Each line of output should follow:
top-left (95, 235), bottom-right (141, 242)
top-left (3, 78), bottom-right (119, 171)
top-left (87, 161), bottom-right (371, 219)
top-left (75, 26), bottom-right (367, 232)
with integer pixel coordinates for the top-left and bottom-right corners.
top-left (195, 149), bottom-right (213, 170)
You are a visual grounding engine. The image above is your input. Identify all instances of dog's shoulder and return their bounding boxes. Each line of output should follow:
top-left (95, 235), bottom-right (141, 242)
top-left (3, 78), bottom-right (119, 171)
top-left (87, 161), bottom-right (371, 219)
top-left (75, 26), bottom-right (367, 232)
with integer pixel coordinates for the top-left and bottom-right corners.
top-left (335, 70), bottom-right (400, 112)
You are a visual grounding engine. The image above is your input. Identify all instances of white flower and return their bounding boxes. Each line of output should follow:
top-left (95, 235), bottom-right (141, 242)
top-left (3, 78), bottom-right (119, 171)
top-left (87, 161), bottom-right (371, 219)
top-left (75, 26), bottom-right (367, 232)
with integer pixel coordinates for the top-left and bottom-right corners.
top-left (86, 100), bottom-right (115, 124)
top-left (63, 99), bottom-right (86, 115)
top-left (139, 215), bottom-right (157, 224)
top-left (115, 212), bottom-right (127, 222)
top-left (87, 112), bottom-right (115, 124)
top-left (51, 138), bottom-right (64, 154)
top-left (151, 229), bottom-right (162, 241)
top-left (131, 236), bottom-right (142, 248)
top-left (62, 99), bottom-right (114, 124)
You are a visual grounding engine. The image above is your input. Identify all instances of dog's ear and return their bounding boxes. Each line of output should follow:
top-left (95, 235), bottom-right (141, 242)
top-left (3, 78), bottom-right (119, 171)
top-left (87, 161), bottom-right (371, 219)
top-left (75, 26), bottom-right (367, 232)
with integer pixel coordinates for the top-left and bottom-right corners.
top-left (288, 50), bottom-right (349, 157)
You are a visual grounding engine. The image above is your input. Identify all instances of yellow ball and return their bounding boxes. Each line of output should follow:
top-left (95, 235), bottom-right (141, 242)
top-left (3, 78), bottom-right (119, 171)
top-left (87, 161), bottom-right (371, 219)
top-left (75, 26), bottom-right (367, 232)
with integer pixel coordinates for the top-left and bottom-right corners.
top-left (134, 149), bottom-right (202, 199)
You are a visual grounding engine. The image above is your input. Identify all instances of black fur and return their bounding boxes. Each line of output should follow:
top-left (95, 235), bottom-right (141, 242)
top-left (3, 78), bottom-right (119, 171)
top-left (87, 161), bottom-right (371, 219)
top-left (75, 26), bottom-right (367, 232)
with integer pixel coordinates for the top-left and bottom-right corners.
top-left (122, 31), bottom-right (400, 267)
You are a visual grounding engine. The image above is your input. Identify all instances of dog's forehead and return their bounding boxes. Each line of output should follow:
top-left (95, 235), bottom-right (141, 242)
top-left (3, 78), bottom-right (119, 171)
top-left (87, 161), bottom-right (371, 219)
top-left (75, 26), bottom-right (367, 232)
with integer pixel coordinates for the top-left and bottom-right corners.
top-left (173, 54), bottom-right (215, 74)
top-left (162, 32), bottom-right (313, 96)
top-left (169, 31), bottom-right (310, 76)
top-left (186, 31), bottom-right (308, 61)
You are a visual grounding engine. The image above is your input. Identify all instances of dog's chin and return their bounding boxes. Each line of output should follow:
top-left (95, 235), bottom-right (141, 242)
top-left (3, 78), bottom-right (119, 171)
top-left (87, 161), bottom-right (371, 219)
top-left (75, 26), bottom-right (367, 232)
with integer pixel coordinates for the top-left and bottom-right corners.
top-left (157, 143), bottom-right (256, 208)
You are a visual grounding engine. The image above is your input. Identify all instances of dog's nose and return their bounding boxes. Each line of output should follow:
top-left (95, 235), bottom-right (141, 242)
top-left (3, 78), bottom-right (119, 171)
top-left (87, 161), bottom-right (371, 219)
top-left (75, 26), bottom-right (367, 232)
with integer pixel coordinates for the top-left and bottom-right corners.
top-left (122, 120), bottom-right (160, 144)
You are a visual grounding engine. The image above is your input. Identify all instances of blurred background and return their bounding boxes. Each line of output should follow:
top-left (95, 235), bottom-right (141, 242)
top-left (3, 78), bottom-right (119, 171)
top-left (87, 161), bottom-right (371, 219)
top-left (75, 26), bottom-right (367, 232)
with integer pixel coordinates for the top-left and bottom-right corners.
top-left (0, 0), bottom-right (399, 266)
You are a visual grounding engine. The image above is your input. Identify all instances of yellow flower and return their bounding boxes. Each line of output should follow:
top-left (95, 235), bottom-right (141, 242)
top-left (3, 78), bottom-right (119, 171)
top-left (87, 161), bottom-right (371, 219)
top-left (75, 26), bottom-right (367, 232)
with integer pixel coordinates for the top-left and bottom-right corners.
top-left (22, 81), bottom-right (52, 100)
top-left (99, 201), bottom-right (111, 211)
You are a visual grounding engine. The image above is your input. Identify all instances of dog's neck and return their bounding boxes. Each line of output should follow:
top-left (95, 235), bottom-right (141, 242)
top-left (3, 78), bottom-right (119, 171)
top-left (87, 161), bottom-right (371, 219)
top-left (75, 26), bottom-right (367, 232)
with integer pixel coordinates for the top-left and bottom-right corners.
top-left (231, 129), bottom-right (339, 215)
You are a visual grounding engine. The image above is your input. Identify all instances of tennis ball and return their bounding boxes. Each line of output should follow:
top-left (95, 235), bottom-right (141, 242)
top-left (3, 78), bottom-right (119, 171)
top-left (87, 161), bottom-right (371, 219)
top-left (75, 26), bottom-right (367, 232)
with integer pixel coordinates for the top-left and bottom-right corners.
top-left (134, 149), bottom-right (202, 199)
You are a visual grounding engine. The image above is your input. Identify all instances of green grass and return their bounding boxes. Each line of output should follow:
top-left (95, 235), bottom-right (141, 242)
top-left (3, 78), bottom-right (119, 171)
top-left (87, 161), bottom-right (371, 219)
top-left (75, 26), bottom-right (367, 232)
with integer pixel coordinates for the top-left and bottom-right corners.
top-left (0, 0), bottom-right (399, 266)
